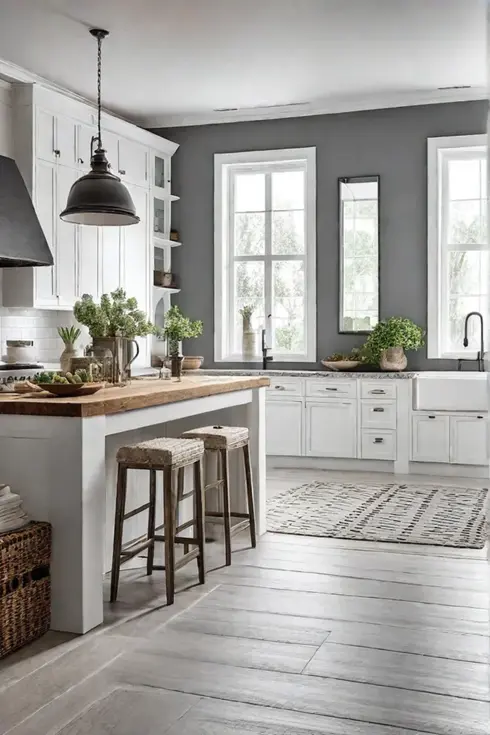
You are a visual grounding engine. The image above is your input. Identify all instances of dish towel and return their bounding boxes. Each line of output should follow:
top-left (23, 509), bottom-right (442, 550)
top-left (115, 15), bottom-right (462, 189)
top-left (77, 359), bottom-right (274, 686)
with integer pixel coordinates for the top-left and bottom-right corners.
top-left (0, 484), bottom-right (29, 533)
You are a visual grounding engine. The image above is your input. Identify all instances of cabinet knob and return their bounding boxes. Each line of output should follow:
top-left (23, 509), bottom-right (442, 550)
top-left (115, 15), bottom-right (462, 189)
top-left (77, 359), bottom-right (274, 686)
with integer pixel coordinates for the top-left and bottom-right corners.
top-left (374, 437), bottom-right (384, 444)
top-left (119, 169), bottom-right (126, 175)
top-left (78, 157), bottom-right (84, 164)
top-left (53, 149), bottom-right (60, 157)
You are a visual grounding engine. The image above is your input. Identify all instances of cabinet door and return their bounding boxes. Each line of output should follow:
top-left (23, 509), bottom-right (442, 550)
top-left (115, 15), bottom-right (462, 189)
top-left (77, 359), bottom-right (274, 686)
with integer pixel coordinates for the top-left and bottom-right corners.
top-left (100, 227), bottom-right (123, 296)
top-left (56, 115), bottom-right (77, 167)
top-left (306, 400), bottom-right (357, 458)
top-left (56, 166), bottom-right (78, 306)
top-left (411, 415), bottom-right (449, 463)
top-left (36, 109), bottom-right (56, 163)
top-left (266, 400), bottom-right (303, 456)
top-left (77, 224), bottom-right (100, 300)
top-left (34, 160), bottom-right (57, 305)
top-left (118, 138), bottom-right (148, 187)
top-left (123, 184), bottom-right (150, 367)
top-left (450, 416), bottom-right (487, 465)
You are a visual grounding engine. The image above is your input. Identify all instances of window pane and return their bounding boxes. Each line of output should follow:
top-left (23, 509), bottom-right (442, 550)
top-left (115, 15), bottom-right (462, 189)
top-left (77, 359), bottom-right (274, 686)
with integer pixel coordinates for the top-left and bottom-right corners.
top-left (448, 159), bottom-right (481, 201)
top-left (234, 173), bottom-right (265, 212)
top-left (272, 211), bottom-right (305, 254)
top-left (448, 200), bottom-right (483, 245)
top-left (234, 261), bottom-right (264, 354)
top-left (234, 212), bottom-right (265, 255)
top-left (342, 256), bottom-right (378, 332)
top-left (447, 251), bottom-right (488, 352)
top-left (272, 171), bottom-right (304, 210)
top-left (272, 260), bottom-right (305, 354)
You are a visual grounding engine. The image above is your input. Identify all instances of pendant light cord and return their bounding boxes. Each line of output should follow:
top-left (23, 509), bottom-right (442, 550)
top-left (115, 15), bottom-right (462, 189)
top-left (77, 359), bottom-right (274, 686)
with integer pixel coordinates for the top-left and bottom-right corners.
top-left (97, 33), bottom-right (103, 149)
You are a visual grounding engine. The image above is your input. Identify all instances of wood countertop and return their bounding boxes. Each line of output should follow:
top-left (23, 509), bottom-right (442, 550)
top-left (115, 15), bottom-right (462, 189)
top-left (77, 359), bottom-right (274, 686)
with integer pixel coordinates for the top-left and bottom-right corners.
top-left (0, 375), bottom-right (270, 418)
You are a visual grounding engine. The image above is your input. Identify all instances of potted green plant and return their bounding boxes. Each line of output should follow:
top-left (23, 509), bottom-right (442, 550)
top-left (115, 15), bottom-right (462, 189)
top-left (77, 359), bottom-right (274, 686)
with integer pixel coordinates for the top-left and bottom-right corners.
top-left (58, 326), bottom-right (82, 373)
top-left (162, 305), bottom-right (203, 373)
top-left (239, 304), bottom-right (255, 359)
top-left (363, 317), bottom-right (424, 371)
top-left (74, 288), bottom-right (158, 382)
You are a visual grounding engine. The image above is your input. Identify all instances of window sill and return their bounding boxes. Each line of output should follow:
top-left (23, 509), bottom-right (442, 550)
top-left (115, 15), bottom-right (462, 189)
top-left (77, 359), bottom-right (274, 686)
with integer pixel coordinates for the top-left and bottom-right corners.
top-left (215, 355), bottom-right (316, 364)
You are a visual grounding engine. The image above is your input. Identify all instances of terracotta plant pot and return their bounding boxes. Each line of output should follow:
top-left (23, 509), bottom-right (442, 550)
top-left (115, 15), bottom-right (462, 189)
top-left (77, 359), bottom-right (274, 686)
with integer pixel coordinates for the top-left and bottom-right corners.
top-left (182, 356), bottom-right (204, 371)
top-left (379, 346), bottom-right (407, 371)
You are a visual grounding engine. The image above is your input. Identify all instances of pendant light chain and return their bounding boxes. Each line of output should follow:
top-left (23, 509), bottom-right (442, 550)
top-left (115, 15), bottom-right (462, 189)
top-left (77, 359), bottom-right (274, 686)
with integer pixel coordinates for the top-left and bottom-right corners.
top-left (97, 32), bottom-right (103, 149)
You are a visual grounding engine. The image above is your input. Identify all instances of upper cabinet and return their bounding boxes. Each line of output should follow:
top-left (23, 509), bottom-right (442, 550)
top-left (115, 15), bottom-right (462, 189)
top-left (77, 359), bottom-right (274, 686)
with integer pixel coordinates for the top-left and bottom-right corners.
top-left (4, 83), bottom-right (178, 312)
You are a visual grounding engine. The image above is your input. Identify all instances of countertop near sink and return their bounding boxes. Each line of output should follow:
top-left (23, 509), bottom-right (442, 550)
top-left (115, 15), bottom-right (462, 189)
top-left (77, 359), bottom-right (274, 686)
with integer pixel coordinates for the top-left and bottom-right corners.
top-left (192, 368), bottom-right (416, 379)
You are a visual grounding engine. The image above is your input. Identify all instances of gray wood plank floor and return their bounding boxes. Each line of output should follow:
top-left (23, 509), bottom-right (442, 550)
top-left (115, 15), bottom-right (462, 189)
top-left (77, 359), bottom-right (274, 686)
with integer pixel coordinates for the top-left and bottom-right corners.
top-left (0, 469), bottom-right (488, 735)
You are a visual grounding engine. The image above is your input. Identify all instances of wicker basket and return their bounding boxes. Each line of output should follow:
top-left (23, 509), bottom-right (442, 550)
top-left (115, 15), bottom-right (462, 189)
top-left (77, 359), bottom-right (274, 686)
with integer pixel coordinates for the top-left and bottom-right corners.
top-left (0, 522), bottom-right (51, 659)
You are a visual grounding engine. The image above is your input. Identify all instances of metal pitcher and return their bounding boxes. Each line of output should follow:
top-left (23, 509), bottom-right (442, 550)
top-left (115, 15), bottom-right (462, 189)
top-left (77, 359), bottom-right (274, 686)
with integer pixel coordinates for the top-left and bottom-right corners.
top-left (91, 336), bottom-right (140, 384)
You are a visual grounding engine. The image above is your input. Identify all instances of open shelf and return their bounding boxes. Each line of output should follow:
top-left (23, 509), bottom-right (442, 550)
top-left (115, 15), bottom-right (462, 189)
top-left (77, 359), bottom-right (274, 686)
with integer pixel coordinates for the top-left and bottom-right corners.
top-left (154, 234), bottom-right (182, 248)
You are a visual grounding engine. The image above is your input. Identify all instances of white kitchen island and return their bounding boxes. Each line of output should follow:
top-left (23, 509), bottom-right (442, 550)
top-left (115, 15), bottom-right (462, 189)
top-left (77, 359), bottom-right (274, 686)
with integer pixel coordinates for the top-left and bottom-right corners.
top-left (0, 375), bottom-right (268, 634)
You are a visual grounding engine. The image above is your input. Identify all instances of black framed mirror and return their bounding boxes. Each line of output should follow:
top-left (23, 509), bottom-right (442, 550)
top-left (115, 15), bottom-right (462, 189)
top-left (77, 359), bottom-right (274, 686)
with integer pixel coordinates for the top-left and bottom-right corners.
top-left (338, 175), bottom-right (380, 334)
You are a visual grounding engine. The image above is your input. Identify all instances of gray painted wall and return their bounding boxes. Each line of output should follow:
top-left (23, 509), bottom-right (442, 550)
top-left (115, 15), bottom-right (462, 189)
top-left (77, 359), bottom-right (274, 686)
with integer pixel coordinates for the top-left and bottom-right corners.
top-left (155, 100), bottom-right (487, 371)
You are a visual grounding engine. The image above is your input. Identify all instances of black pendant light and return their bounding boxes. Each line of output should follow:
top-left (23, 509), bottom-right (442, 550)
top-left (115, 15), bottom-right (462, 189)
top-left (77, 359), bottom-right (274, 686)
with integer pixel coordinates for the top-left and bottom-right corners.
top-left (60, 29), bottom-right (139, 226)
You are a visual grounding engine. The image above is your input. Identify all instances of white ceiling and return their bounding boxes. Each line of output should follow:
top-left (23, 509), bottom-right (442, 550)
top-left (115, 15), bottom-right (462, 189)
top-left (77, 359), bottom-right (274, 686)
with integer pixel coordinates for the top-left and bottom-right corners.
top-left (0, 0), bottom-right (486, 127)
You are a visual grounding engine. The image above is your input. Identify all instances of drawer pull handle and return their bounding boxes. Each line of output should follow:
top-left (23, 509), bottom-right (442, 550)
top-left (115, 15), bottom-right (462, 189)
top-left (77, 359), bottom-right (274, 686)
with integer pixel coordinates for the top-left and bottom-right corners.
top-left (325, 387), bottom-right (338, 391)
top-left (370, 389), bottom-right (385, 394)
top-left (477, 416), bottom-right (484, 419)
top-left (374, 437), bottom-right (384, 444)
top-left (274, 385), bottom-right (286, 390)
top-left (373, 407), bottom-right (385, 412)
top-left (428, 415), bottom-right (436, 419)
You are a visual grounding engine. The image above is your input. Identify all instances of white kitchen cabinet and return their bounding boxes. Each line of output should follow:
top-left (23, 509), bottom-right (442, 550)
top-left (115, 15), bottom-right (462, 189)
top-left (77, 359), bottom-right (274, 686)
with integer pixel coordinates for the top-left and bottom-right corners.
top-left (306, 400), bottom-right (357, 458)
top-left (56, 166), bottom-right (78, 307)
top-left (33, 159), bottom-right (57, 306)
top-left (266, 400), bottom-right (303, 456)
top-left (123, 183), bottom-right (151, 367)
top-left (100, 228), bottom-right (123, 296)
top-left (77, 224), bottom-right (100, 300)
top-left (118, 138), bottom-right (148, 187)
top-left (36, 108), bottom-right (77, 167)
top-left (450, 416), bottom-right (487, 466)
top-left (411, 415), bottom-right (450, 463)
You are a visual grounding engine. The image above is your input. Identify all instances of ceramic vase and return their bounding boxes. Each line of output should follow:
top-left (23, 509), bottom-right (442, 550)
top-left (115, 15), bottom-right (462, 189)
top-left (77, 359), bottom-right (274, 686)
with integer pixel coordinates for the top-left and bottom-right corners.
top-left (242, 330), bottom-right (256, 360)
top-left (60, 344), bottom-right (78, 373)
top-left (379, 346), bottom-right (407, 371)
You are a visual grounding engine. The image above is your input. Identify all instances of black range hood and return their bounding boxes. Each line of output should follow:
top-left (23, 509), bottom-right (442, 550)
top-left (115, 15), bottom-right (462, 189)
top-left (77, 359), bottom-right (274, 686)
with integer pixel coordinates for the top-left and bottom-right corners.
top-left (0, 155), bottom-right (53, 268)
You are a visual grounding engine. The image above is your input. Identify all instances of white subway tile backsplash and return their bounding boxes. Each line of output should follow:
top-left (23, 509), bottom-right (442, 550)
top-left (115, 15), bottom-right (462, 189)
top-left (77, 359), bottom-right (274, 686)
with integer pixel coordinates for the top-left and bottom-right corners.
top-left (0, 307), bottom-right (79, 364)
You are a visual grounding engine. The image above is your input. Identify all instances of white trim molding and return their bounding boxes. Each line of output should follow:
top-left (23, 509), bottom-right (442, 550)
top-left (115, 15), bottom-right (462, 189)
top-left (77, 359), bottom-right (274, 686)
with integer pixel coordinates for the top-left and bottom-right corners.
top-left (427, 133), bottom-right (487, 360)
top-left (214, 147), bottom-right (317, 364)
top-left (142, 86), bottom-right (488, 129)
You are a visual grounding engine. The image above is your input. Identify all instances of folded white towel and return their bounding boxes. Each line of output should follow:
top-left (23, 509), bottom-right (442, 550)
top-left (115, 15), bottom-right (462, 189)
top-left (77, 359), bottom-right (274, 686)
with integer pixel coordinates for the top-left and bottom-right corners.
top-left (0, 484), bottom-right (29, 532)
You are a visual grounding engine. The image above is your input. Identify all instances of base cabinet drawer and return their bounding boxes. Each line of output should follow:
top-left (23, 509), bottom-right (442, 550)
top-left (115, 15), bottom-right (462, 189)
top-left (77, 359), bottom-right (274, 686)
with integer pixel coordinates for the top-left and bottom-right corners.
top-left (266, 399), bottom-right (303, 456)
top-left (305, 400), bottom-right (357, 458)
top-left (411, 415), bottom-right (450, 463)
top-left (361, 400), bottom-right (396, 429)
top-left (361, 430), bottom-right (396, 460)
top-left (267, 378), bottom-right (303, 398)
top-left (306, 380), bottom-right (356, 399)
top-left (361, 381), bottom-right (396, 400)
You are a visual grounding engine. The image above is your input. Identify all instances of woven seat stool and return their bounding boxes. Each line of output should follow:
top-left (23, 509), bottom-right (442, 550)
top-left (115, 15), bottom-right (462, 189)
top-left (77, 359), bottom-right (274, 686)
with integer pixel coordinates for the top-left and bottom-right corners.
top-left (180, 425), bottom-right (256, 565)
top-left (110, 437), bottom-right (205, 605)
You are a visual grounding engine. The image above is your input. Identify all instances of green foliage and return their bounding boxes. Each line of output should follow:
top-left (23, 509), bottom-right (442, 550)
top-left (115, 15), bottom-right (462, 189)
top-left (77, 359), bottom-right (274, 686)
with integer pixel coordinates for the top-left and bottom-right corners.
top-left (162, 306), bottom-right (203, 356)
top-left (363, 317), bottom-right (424, 364)
top-left (58, 326), bottom-right (81, 345)
top-left (33, 369), bottom-right (93, 385)
top-left (73, 288), bottom-right (157, 339)
top-left (239, 304), bottom-right (254, 320)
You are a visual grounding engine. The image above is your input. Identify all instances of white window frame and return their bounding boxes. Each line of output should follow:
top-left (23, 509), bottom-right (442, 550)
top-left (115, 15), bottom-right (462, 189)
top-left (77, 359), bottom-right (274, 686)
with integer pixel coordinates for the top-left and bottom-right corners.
top-left (214, 147), bottom-right (316, 363)
top-left (427, 133), bottom-right (487, 360)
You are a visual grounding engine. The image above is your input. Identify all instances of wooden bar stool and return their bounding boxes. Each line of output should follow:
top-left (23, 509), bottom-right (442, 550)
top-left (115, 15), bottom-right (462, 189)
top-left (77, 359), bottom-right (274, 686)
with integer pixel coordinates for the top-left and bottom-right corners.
top-left (180, 426), bottom-right (256, 565)
top-left (110, 437), bottom-right (205, 605)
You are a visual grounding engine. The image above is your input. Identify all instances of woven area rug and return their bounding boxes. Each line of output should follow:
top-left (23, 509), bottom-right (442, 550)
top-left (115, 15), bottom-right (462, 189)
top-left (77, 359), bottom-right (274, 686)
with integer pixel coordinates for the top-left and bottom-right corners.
top-left (267, 481), bottom-right (489, 548)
